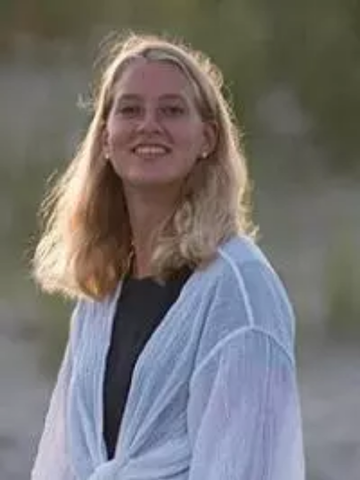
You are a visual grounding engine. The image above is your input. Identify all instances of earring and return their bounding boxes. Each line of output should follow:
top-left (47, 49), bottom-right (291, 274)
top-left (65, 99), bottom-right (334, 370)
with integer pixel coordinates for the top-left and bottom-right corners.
top-left (201, 151), bottom-right (208, 159)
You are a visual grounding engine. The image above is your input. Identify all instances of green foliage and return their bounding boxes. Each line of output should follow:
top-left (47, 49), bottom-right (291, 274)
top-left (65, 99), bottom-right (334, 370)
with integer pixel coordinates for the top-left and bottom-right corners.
top-left (264, 0), bottom-right (360, 170)
top-left (1, 0), bottom-right (359, 171)
top-left (324, 234), bottom-right (360, 342)
top-left (0, 0), bottom-right (102, 39)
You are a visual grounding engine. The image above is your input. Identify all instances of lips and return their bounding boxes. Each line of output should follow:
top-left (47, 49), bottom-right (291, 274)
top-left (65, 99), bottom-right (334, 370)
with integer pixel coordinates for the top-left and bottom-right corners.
top-left (132, 144), bottom-right (171, 157)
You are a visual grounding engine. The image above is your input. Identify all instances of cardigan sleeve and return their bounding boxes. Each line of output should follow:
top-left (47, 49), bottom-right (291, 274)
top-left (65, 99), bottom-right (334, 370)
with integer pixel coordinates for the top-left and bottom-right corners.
top-left (31, 301), bottom-right (83, 480)
top-left (187, 328), bottom-right (305, 480)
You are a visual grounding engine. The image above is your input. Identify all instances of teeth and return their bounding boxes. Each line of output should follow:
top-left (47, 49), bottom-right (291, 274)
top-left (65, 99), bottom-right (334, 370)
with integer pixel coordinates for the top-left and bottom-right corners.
top-left (134, 146), bottom-right (168, 156)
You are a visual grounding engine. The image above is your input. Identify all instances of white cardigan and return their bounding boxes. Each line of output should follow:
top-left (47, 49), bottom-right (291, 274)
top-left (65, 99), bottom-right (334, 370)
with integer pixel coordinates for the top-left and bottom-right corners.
top-left (32, 235), bottom-right (305, 479)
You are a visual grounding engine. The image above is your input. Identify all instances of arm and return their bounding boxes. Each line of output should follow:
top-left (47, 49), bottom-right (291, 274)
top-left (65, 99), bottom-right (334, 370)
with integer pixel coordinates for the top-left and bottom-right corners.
top-left (187, 328), bottom-right (305, 480)
top-left (31, 301), bottom-right (84, 480)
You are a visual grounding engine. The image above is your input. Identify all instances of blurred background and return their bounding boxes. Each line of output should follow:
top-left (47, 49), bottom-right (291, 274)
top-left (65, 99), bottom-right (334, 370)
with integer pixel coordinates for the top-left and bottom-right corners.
top-left (0, 1), bottom-right (359, 479)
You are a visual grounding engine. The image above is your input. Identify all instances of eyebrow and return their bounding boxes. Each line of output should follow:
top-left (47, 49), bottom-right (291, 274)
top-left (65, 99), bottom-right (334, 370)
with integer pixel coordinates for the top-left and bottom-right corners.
top-left (114, 93), bottom-right (188, 104)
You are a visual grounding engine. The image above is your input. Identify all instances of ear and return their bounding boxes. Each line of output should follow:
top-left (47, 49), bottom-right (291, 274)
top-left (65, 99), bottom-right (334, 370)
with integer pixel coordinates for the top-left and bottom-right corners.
top-left (201, 120), bottom-right (218, 158)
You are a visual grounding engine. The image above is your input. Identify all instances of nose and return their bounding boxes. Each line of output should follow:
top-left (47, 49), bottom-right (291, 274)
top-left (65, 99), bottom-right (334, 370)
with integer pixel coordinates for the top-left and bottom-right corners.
top-left (137, 106), bottom-right (162, 134)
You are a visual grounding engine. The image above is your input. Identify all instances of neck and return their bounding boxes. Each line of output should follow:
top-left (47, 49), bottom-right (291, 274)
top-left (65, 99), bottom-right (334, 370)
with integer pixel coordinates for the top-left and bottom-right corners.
top-left (124, 185), bottom-right (181, 278)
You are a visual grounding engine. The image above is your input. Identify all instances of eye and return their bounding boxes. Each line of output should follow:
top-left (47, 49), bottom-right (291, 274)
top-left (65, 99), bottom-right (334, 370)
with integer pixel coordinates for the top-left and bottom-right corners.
top-left (116, 104), bottom-right (142, 118)
top-left (160, 104), bottom-right (186, 117)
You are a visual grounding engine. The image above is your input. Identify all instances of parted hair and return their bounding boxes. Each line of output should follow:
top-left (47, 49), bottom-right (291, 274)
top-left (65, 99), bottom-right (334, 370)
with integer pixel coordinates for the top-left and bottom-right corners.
top-left (32, 32), bottom-right (256, 300)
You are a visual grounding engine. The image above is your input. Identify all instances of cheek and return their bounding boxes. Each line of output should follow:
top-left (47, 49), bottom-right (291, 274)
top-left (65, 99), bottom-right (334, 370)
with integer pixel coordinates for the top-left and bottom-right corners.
top-left (106, 119), bottom-right (132, 148)
top-left (173, 123), bottom-right (203, 152)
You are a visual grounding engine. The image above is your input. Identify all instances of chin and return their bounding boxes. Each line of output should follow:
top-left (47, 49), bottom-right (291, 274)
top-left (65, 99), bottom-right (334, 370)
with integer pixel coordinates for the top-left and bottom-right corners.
top-left (123, 175), bottom-right (184, 192)
top-left (133, 178), bottom-right (181, 188)
top-left (124, 169), bottom-right (187, 188)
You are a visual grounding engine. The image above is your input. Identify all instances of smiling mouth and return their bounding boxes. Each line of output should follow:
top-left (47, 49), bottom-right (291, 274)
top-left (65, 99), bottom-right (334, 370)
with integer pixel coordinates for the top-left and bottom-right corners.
top-left (132, 145), bottom-right (171, 158)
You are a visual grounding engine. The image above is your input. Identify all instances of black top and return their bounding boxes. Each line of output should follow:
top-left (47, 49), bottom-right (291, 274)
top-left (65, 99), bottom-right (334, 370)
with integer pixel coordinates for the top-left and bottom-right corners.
top-left (103, 267), bottom-right (192, 459)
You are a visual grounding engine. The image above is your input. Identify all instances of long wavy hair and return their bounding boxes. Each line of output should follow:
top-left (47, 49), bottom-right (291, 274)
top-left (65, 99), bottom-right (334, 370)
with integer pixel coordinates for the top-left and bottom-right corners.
top-left (32, 33), bottom-right (256, 300)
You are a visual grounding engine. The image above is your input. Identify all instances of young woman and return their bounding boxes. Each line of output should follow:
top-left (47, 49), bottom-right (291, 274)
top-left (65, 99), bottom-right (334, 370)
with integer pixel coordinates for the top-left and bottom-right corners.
top-left (31, 33), bottom-right (305, 480)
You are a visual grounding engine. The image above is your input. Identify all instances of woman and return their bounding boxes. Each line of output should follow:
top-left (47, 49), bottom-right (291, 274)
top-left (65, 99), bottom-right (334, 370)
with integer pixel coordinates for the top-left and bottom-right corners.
top-left (31, 33), bottom-right (305, 479)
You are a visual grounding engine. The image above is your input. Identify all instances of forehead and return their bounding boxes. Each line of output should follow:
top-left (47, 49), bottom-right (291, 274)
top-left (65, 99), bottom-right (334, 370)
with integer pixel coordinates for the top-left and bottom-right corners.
top-left (113, 59), bottom-right (196, 100)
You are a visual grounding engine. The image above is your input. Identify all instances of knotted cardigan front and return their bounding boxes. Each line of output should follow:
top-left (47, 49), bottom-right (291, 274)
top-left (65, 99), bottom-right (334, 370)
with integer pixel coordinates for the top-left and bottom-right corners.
top-left (32, 235), bottom-right (305, 480)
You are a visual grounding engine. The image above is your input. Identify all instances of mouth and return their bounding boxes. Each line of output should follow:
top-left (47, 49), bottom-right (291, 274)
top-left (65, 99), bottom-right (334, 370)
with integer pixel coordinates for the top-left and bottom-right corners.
top-left (132, 144), bottom-right (171, 158)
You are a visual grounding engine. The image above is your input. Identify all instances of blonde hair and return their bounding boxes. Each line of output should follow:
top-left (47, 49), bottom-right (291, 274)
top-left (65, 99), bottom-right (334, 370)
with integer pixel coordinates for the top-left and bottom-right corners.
top-left (32, 33), bottom-right (256, 300)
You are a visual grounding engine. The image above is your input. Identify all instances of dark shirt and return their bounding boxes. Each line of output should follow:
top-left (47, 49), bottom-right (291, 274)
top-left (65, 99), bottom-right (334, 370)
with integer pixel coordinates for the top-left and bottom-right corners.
top-left (103, 268), bottom-right (192, 459)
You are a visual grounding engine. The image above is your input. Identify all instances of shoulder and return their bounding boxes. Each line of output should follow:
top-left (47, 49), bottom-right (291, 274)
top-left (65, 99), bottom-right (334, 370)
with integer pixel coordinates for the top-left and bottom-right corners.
top-left (219, 236), bottom-right (293, 322)
top-left (192, 235), bottom-right (296, 362)
top-left (200, 235), bottom-right (286, 302)
top-left (217, 234), bottom-right (273, 272)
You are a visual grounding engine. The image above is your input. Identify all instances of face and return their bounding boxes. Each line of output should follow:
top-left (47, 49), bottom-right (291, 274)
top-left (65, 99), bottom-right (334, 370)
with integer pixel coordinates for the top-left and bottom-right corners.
top-left (103, 59), bottom-right (216, 194)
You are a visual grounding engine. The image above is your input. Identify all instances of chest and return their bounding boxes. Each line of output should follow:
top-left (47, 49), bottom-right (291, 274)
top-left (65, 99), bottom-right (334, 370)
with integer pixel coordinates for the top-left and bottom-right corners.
top-left (71, 280), bottom-right (213, 456)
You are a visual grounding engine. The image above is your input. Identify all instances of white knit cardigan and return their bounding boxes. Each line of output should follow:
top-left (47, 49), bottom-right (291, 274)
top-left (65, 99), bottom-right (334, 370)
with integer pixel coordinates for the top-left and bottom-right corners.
top-left (32, 235), bottom-right (305, 480)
